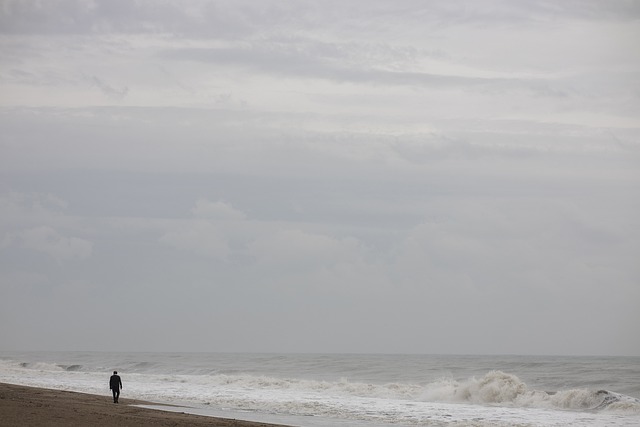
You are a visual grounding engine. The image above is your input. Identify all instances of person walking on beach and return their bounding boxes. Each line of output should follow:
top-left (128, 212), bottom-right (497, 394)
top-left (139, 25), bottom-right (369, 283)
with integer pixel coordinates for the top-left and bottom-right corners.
top-left (109, 371), bottom-right (122, 403)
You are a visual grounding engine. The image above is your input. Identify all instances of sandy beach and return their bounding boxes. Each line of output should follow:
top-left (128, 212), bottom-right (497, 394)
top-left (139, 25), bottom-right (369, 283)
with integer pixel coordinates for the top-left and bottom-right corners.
top-left (0, 382), bottom-right (292, 427)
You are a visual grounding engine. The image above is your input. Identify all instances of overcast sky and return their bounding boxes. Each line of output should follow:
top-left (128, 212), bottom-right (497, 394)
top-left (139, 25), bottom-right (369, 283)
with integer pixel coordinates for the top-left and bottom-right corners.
top-left (1, 0), bottom-right (639, 356)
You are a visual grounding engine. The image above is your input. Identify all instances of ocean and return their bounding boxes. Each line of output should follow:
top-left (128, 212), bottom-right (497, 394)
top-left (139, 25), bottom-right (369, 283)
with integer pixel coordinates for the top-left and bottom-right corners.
top-left (1, 352), bottom-right (638, 426)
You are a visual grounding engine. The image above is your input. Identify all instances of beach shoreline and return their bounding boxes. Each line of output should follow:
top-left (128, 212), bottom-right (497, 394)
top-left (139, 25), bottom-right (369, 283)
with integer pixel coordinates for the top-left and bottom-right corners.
top-left (0, 382), bottom-right (293, 427)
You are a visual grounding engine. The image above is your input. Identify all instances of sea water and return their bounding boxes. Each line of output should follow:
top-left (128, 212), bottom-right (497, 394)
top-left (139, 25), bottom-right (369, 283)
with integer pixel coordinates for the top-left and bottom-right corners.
top-left (0, 352), bottom-right (638, 426)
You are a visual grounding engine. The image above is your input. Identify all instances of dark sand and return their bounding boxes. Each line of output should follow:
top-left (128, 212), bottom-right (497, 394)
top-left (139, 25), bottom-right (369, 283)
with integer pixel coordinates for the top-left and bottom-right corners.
top-left (0, 382), bottom-right (293, 427)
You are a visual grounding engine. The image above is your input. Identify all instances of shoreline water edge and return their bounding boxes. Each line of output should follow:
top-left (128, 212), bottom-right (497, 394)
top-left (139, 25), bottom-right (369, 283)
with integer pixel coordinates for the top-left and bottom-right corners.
top-left (1, 352), bottom-right (639, 427)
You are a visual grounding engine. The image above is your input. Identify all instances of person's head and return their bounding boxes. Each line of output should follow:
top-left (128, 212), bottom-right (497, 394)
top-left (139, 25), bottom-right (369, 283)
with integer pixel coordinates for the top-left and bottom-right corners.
top-left (113, 371), bottom-right (117, 374)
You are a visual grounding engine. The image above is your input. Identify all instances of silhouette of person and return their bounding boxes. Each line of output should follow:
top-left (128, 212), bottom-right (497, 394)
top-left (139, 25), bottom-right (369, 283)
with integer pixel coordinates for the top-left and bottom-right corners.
top-left (109, 371), bottom-right (122, 403)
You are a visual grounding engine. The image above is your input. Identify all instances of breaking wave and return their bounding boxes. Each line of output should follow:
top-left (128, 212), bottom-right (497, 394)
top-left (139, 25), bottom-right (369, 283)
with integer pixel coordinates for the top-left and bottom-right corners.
top-left (17, 362), bottom-right (83, 372)
top-left (420, 370), bottom-right (640, 412)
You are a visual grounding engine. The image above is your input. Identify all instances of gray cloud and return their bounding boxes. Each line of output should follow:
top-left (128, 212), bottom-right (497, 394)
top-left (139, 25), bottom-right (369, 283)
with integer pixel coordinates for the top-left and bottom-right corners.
top-left (159, 45), bottom-right (529, 89)
top-left (4, 1), bottom-right (639, 36)
top-left (3, 226), bottom-right (93, 262)
top-left (88, 75), bottom-right (129, 100)
top-left (0, 0), bottom-right (638, 356)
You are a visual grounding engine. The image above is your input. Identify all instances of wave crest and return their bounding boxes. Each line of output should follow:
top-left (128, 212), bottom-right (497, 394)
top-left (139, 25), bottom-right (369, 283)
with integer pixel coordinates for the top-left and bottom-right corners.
top-left (421, 371), bottom-right (640, 412)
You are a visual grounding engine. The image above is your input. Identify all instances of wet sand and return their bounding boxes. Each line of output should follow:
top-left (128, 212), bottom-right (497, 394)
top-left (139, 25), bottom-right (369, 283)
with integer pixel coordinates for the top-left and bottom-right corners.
top-left (0, 382), bottom-right (293, 427)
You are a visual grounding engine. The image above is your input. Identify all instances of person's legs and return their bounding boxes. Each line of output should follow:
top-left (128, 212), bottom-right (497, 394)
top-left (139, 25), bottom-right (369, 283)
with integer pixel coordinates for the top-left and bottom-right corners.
top-left (112, 388), bottom-right (118, 403)
top-left (115, 389), bottom-right (120, 403)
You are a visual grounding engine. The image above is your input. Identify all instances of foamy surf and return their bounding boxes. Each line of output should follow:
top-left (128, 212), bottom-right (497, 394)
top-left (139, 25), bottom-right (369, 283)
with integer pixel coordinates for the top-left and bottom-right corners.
top-left (421, 370), bottom-right (640, 412)
top-left (1, 352), bottom-right (639, 426)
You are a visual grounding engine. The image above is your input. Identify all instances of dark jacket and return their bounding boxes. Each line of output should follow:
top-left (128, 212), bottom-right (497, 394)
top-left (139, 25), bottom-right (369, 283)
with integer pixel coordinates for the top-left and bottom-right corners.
top-left (109, 374), bottom-right (122, 390)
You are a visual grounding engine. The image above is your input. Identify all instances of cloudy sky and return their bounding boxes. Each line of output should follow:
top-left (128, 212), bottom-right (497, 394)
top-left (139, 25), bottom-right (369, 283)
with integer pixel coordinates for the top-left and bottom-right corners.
top-left (1, 0), bottom-right (639, 356)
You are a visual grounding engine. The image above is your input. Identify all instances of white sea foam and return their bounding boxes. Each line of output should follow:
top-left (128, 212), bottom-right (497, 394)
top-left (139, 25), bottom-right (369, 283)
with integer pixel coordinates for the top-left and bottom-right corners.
top-left (418, 370), bottom-right (640, 413)
top-left (1, 352), bottom-right (639, 426)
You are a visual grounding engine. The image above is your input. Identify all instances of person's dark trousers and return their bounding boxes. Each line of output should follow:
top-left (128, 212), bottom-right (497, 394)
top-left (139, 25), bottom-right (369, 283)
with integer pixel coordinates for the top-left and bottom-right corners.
top-left (112, 388), bottom-right (120, 403)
